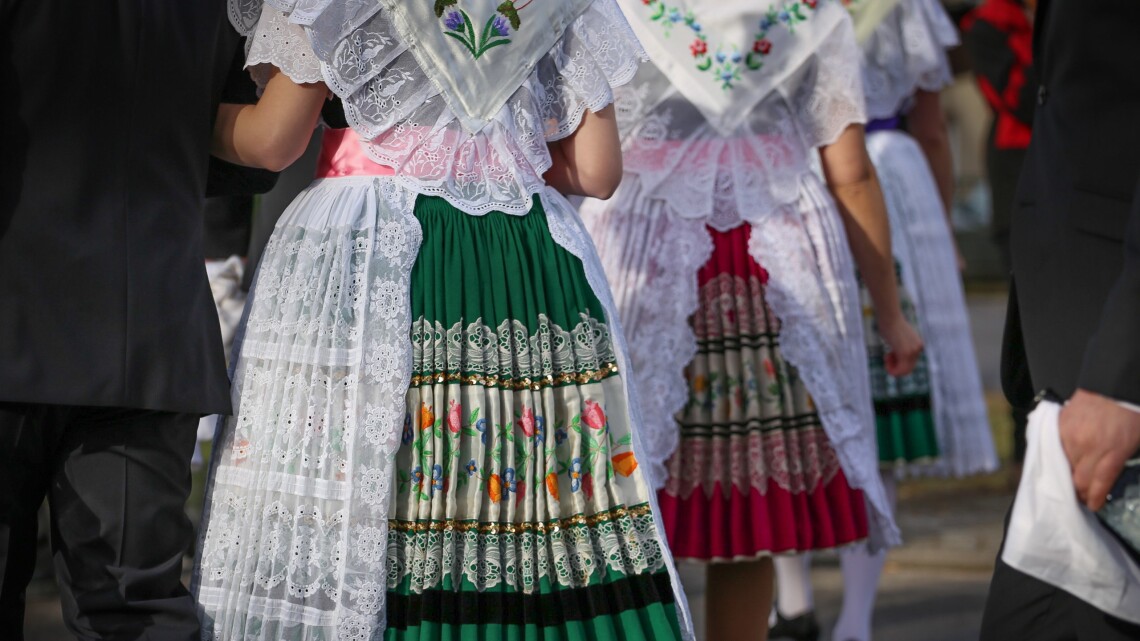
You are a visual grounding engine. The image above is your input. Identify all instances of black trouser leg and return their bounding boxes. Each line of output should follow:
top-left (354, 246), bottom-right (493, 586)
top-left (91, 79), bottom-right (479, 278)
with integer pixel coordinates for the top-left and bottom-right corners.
top-left (50, 407), bottom-right (200, 641)
top-left (0, 404), bottom-right (56, 641)
top-left (982, 506), bottom-right (1140, 640)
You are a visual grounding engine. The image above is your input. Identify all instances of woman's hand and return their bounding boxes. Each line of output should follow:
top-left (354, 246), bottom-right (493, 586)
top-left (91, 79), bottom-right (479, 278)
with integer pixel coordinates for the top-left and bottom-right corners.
top-left (877, 311), bottom-right (924, 377)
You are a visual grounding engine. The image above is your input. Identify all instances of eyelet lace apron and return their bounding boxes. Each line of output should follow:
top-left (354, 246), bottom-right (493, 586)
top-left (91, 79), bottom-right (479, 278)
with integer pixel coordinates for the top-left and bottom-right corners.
top-left (192, 1), bottom-right (696, 638)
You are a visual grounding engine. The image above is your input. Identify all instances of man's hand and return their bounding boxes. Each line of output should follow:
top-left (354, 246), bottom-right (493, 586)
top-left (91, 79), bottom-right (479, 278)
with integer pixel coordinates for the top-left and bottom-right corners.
top-left (1059, 389), bottom-right (1140, 511)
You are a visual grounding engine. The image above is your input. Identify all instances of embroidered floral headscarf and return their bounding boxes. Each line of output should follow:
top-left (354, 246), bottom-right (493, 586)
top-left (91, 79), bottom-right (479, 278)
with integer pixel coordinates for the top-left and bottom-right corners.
top-left (617, 0), bottom-right (855, 135)
top-left (384, 0), bottom-right (594, 131)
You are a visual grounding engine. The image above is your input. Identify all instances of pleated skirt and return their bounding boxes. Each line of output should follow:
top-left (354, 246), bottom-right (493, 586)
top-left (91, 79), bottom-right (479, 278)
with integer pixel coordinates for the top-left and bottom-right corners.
top-left (386, 196), bottom-right (684, 640)
top-left (657, 224), bottom-right (868, 561)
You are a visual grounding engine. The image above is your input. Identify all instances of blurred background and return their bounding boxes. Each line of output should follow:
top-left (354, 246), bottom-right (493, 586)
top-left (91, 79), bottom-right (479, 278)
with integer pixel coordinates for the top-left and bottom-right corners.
top-left (23, 1), bottom-right (1025, 639)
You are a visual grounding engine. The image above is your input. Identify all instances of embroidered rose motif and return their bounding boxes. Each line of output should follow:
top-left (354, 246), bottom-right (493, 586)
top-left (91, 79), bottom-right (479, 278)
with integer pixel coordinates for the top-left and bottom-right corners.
top-left (690, 38), bottom-right (708, 57)
top-left (582, 400), bottom-right (607, 430)
top-left (753, 39), bottom-right (773, 55)
top-left (582, 471), bottom-right (595, 500)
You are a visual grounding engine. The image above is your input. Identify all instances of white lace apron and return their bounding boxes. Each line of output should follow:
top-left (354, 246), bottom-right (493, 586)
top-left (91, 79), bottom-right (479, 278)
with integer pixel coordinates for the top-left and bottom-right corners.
top-left (582, 0), bottom-right (902, 549)
top-left (193, 1), bottom-right (697, 639)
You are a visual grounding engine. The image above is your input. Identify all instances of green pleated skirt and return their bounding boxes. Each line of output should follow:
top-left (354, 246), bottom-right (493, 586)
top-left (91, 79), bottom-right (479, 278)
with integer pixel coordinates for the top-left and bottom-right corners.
top-left (860, 268), bottom-right (940, 467)
top-left (385, 196), bottom-right (683, 641)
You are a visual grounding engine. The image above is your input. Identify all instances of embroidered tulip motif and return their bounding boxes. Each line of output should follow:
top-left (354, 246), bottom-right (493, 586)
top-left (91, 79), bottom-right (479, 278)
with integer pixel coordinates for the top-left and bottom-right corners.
top-left (582, 472), bottom-right (595, 500)
top-left (582, 400), bottom-right (607, 430)
top-left (517, 406), bottom-right (536, 437)
top-left (545, 472), bottom-right (560, 501)
top-left (447, 399), bottom-right (462, 433)
top-left (436, 0), bottom-right (531, 60)
top-left (612, 452), bottom-right (639, 477)
top-left (488, 474), bottom-right (503, 503)
top-left (419, 403), bottom-right (435, 431)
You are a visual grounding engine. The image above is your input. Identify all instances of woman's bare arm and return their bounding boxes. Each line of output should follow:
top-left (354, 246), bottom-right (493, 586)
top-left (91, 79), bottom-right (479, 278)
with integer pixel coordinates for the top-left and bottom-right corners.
top-left (544, 105), bottom-right (623, 199)
top-left (213, 67), bottom-right (328, 172)
top-left (821, 124), bottom-right (923, 376)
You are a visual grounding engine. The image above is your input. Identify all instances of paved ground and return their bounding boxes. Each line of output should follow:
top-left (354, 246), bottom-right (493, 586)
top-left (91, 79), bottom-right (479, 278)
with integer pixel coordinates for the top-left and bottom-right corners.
top-left (22, 292), bottom-right (1016, 641)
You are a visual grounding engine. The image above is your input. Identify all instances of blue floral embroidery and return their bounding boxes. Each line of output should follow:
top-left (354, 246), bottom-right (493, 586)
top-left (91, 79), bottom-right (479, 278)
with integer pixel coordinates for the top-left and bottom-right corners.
top-left (534, 416), bottom-right (546, 442)
top-left (503, 467), bottom-right (518, 493)
top-left (434, 0), bottom-right (530, 60)
top-left (568, 458), bottom-right (583, 492)
top-left (402, 413), bottom-right (414, 444)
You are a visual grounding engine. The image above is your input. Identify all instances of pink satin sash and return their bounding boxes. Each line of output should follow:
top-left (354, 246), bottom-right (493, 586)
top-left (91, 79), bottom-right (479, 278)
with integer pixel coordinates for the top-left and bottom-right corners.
top-left (315, 128), bottom-right (396, 178)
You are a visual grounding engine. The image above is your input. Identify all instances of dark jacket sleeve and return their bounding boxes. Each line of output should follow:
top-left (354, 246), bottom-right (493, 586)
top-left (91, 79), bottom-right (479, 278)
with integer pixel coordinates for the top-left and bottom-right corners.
top-left (1079, 174), bottom-right (1140, 405)
top-left (206, 30), bottom-right (279, 197)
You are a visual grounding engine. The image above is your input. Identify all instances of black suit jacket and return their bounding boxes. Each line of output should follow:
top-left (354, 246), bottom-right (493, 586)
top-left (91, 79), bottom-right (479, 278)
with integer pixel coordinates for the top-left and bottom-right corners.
top-left (0, 1), bottom-right (259, 414)
top-left (1006, 0), bottom-right (1140, 406)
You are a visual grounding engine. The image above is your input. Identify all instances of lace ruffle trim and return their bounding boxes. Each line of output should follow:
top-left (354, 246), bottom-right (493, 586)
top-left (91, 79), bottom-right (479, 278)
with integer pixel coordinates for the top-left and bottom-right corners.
top-left (860, 0), bottom-right (958, 119)
top-left (230, 0), bottom-right (645, 215)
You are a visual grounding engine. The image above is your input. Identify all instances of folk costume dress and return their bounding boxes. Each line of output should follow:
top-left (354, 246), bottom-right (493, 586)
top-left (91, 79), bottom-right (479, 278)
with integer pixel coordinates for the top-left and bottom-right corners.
top-left (854, 0), bottom-right (998, 477)
top-left (579, 0), bottom-right (900, 563)
top-left (190, 1), bottom-right (694, 639)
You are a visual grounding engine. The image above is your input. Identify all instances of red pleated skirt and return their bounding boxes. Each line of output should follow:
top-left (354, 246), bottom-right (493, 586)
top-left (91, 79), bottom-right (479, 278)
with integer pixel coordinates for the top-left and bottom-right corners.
top-left (657, 224), bottom-right (868, 561)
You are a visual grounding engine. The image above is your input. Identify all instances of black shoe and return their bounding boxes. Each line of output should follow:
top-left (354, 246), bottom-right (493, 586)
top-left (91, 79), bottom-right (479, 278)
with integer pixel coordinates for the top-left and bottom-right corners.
top-left (769, 610), bottom-right (821, 641)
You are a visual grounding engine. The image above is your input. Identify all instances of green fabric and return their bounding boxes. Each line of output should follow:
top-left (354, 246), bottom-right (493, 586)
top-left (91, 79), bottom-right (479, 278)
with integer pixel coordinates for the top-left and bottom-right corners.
top-left (389, 196), bottom-right (683, 641)
top-left (876, 405), bottom-right (939, 464)
top-left (410, 195), bottom-right (605, 334)
top-left (384, 601), bottom-right (682, 641)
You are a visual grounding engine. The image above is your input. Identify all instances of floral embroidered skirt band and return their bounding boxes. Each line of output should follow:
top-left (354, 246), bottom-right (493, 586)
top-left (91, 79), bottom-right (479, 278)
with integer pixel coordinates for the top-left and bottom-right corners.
top-left (859, 267), bottom-right (939, 468)
top-left (387, 196), bottom-right (683, 639)
top-left (657, 224), bottom-right (868, 562)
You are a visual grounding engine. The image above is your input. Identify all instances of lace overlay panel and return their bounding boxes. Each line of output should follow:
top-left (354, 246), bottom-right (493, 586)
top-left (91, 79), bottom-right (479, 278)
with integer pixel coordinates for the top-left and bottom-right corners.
top-left (582, 173), bottom-right (899, 549)
top-left (194, 177), bottom-right (421, 641)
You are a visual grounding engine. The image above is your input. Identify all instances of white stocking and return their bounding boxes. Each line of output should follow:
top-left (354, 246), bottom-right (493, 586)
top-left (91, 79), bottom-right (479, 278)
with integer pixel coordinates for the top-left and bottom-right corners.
top-left (833, 472), bottom-right (898, 641)
top-left (774, 554), bottom-right (815, 619)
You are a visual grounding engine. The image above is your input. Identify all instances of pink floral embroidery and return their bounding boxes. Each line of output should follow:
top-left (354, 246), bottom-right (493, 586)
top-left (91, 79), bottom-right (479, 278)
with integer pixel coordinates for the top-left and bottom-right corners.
top-left (582, 400), bottom-right (607, 430)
